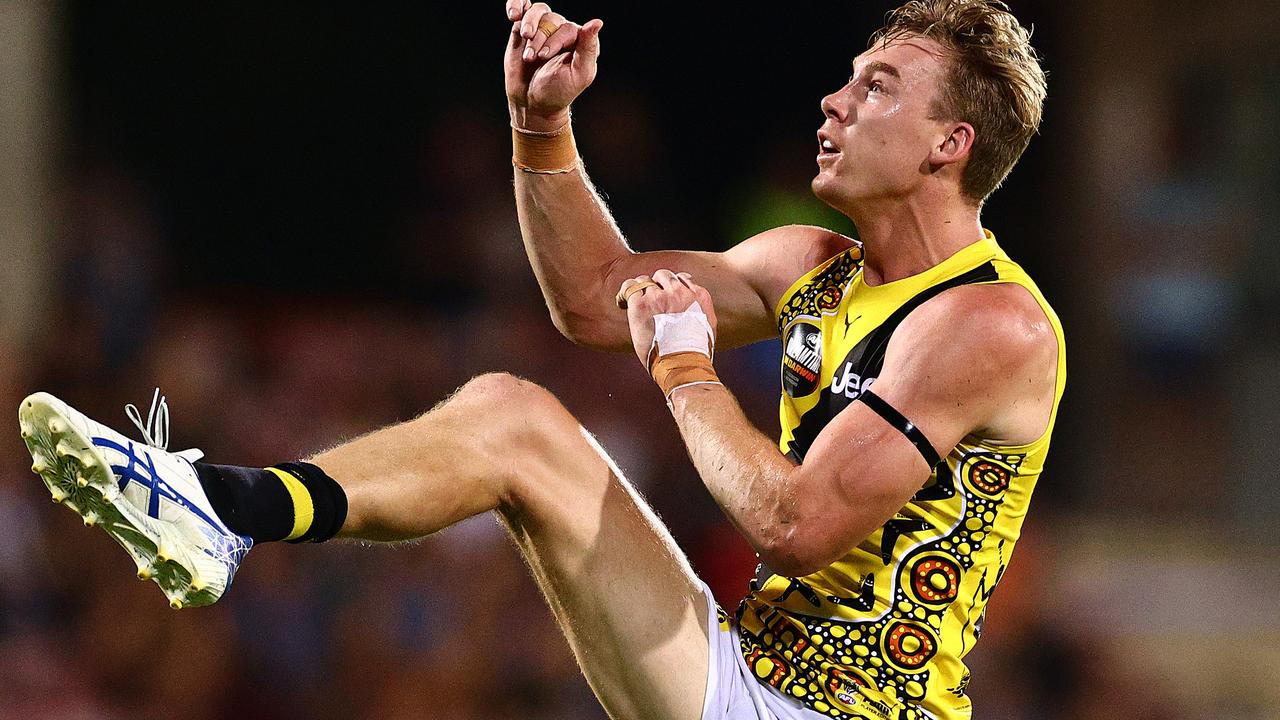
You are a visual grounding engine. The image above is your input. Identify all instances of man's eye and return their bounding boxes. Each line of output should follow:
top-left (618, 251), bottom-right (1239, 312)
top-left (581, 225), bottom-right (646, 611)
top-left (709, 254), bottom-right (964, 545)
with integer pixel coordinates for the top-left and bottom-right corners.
top-left (868, 81), bottom-right (884, 93)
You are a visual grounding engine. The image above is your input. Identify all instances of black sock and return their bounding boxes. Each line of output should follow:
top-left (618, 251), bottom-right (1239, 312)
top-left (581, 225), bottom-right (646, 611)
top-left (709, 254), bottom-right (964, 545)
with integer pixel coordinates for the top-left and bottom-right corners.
top-left (195, 461), bottom-right (347, 543)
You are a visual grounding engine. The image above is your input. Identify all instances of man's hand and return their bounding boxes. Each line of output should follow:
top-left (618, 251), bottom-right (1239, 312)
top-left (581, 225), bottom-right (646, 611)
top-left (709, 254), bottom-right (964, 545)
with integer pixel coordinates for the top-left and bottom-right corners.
top-left (505, 2), bottom-right (604, 132)
top-left (618, 270), bottom-right (719, 371)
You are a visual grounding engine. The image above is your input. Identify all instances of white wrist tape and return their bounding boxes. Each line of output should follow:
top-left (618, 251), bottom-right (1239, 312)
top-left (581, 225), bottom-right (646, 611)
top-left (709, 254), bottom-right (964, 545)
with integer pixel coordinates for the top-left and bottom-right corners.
top-left (650, 302), bottom-right (715, 361)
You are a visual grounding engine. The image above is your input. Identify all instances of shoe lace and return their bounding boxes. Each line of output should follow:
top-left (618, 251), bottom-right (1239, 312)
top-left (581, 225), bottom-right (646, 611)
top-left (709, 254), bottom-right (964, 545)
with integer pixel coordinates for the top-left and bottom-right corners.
top-left (124, 389), bottom-right (205, 462)
top-left (125, 386), bottom-right (207, 458)
top-left (125, 388), bottom-right (170, 450)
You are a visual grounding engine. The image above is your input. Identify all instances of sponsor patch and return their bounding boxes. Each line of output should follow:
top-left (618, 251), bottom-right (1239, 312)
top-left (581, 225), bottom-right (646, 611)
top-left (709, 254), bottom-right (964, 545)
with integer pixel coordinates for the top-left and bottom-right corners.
top-left (782, 322), bottom-right (822, 397)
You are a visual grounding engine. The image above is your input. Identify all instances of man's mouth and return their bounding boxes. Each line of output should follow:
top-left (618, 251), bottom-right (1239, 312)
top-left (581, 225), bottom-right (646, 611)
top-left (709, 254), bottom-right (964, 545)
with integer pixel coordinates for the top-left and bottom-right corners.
top-left (817, 133), bottom-right (840, 158)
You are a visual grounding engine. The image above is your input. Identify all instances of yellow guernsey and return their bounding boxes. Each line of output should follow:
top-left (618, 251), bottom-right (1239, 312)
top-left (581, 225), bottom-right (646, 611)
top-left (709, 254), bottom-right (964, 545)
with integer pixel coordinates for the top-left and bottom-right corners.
top-left (737, 231), bottom-right (1067, 720)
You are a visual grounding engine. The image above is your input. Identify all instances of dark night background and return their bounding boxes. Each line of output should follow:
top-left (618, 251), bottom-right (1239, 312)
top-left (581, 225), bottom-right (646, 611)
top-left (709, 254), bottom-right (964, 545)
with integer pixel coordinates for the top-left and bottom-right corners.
top-left (1, 1), bottom-right (1277, 718)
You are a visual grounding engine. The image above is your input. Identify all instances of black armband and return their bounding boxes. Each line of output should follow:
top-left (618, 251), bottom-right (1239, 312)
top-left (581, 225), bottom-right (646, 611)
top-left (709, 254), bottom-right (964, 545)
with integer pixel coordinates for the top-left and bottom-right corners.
top-left (858, 390), bottom-right (943, 469)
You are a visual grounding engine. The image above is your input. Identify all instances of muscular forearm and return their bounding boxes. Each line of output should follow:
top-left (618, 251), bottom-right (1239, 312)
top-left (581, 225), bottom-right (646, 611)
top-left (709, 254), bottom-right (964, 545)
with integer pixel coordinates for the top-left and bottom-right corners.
top-left (667, 385), bottom-right (803, 566)
top-left (620, 265), bottom-right (935, 580)
top-left (620, 268), bottom-right (841, 576)
top-left (513, 147), bottom-right (634, 349)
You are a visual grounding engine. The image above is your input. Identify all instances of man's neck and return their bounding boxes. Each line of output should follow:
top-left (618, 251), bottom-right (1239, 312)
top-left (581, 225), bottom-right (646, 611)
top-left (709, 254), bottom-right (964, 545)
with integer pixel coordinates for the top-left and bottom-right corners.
top-left (849, 196), bottom-right (984, 286)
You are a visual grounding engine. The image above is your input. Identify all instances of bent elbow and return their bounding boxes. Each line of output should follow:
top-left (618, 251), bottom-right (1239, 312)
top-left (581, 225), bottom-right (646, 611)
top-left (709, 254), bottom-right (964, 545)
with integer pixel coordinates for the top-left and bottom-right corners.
top-left (548, 308), bottom-right (628, 352)
top-left (757, 533), bottom-right (829, 579)
top-left (547, 308), bottom-right (594, 346)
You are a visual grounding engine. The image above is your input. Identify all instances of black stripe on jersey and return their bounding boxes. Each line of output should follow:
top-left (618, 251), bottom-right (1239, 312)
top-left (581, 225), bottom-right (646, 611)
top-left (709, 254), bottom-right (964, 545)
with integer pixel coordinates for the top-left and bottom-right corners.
top-left (785, 262), bottom-right (999, 462)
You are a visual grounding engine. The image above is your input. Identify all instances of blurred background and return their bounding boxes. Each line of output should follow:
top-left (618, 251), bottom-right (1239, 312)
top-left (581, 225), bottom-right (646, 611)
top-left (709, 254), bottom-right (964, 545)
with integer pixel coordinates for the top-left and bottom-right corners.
top-left (2, 0), bottom-right (1278, 718)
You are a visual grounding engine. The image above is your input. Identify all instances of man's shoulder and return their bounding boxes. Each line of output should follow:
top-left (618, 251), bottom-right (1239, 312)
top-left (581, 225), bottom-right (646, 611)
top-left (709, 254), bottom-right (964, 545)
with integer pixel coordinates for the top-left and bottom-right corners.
top-left (728, 225), bottom-right (858, 312)
top-left (881, 281), bottom-right (1059, 444)
top-left (903, 282), bottom-right (1055, 364)
top-left (890, 281), bottom-right (1058, 403)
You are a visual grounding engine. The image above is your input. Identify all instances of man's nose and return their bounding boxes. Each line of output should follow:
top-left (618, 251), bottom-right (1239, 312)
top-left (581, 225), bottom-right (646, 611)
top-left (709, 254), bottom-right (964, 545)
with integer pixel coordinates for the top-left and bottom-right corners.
top-left (821, 89), bottom-right (847, 123)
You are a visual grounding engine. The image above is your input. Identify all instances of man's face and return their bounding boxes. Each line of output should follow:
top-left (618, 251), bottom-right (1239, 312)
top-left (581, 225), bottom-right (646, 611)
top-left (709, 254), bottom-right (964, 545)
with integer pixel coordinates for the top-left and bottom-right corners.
top-left (813, 35), bottom-right (957, 212)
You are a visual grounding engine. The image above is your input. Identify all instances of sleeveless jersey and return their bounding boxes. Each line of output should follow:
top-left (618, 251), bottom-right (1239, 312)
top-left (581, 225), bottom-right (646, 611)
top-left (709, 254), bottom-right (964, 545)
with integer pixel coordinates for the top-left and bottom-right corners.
top-left (736, 231), bottom-right (1066, 720)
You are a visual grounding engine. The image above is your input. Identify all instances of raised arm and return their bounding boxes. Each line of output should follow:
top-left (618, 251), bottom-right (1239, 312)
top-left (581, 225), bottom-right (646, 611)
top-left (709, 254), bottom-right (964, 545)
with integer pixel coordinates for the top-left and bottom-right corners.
top-left (504, 2), bottom-right (851, 351)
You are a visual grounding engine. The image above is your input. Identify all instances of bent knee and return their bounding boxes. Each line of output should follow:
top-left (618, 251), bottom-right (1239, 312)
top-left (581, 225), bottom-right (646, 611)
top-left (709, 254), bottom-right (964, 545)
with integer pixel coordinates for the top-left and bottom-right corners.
top-left (455, 372), bottom-right (558, 414)
top-left (448, 373), bottom-right (578, 446)
top-left (458, 371), bottom-right (539, 398)
top-left (451, 374), bottom-right (605, 505)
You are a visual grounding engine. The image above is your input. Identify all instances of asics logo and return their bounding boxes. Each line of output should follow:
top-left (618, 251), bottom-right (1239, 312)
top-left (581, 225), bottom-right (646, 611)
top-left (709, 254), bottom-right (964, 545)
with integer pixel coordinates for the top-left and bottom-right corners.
top-left (92, 437), bottom-right (220, 529)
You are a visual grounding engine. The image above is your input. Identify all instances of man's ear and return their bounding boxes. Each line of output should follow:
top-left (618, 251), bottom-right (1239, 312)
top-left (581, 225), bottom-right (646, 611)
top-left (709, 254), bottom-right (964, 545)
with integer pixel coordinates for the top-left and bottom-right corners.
top-left (929, 121), bottom-right (975, 169)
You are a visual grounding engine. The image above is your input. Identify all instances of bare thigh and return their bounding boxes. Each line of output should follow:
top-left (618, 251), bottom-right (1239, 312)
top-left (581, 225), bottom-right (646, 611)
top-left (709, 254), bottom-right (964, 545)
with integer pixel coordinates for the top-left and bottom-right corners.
top-left (313, 373), bottom-right (711, 720)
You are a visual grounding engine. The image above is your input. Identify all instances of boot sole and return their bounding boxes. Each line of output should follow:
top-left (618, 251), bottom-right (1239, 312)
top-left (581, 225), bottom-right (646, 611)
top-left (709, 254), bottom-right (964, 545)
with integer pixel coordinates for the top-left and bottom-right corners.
top-left (18, 393), bottom-right (219, 608)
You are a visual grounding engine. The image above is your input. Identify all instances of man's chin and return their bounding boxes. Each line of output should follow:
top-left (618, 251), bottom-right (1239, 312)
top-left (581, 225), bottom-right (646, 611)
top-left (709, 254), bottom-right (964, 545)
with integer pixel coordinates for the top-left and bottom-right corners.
top-left (811, 174), bottom-right (846, 211)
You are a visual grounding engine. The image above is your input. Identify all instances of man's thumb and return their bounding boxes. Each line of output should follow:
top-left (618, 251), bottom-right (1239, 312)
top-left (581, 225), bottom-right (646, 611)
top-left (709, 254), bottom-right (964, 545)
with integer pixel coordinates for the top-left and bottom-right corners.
top-left (573, 19), bottom-right (604, 71)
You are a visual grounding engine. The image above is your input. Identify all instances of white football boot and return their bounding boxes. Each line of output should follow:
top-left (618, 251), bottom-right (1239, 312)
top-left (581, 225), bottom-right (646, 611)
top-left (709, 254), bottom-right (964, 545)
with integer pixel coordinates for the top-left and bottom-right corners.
top-left (18, 390), bottom-right (252, 608)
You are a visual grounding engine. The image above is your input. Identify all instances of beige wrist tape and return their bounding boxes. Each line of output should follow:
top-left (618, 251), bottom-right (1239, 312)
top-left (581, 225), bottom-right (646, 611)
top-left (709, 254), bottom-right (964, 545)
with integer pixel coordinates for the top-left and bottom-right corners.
top-left (650, 352), bottom-right (721, 398)
top-left (512, 124), bottom-right (579, 174)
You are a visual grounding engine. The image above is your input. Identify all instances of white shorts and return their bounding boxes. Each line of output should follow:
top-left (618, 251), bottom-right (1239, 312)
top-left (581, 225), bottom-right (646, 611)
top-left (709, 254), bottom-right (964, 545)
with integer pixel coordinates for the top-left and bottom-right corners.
top-left (699, 583), bottom-right (830, 720)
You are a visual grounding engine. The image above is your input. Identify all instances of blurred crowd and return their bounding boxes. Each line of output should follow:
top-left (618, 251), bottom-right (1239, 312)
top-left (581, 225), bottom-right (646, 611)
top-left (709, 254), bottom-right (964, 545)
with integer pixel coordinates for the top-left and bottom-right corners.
top-left (2, 1), bottom-right (1279, 719)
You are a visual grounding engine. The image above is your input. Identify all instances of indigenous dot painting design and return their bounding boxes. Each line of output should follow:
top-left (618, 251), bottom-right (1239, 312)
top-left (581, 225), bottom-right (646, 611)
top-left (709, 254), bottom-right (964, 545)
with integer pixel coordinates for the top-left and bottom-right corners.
top-left (737, 450), bottom-right (1025, 720)
top-left (776, 246), bottom-right (864, 332)
top-left (753, 233), bottom-right (1064, 719)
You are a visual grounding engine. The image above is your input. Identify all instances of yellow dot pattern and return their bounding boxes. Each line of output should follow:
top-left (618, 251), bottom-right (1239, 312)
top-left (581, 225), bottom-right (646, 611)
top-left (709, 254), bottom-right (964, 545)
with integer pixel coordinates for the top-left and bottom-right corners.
top-left (736, 451), bottom-right (1025, 719)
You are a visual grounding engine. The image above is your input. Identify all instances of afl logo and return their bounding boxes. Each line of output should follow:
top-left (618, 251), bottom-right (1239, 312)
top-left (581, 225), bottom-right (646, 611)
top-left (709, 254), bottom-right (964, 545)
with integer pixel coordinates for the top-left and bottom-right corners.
top-left (782, 322), bottom-right (822, 397)
top-left (816, 286), bottom-right (842, 311)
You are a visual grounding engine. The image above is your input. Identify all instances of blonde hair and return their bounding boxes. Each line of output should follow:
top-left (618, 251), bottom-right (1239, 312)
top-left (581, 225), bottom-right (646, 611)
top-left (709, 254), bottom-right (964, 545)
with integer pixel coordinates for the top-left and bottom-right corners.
top-left (871, 0), bottom-right (1047, 204)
